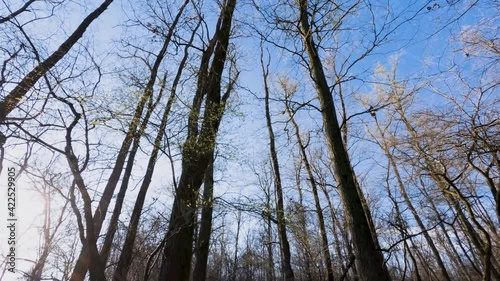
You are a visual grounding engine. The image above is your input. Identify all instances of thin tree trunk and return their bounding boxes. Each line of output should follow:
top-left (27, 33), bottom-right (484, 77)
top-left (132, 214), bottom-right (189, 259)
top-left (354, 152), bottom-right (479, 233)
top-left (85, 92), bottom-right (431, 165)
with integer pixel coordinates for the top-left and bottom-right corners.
top-left (261, 46), bottom-right (295, 281)
top-left (232, 211), bottom-right (242, 281)
top-left (423, 185), bottom-right (479, 279)
top-left (28, 185), bottom-right (69, 281)
top-left (111, 10), bottom-right (197, 279)
top-left (383, 164), bottom-right (423, 281)
top-left (65, 126), bottom-right (107, 281)
top-left (317, 175), bottom-right (355, 279)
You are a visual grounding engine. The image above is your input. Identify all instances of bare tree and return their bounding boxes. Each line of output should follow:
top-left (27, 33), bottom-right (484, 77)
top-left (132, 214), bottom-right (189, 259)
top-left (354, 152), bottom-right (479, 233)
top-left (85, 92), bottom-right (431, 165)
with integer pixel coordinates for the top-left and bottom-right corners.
top-left (261, 44), bottom-right (295, 281)
top-left (157, 0), bottom-right (238, 279)
top-left (293, 1), bottom-right (391, 279)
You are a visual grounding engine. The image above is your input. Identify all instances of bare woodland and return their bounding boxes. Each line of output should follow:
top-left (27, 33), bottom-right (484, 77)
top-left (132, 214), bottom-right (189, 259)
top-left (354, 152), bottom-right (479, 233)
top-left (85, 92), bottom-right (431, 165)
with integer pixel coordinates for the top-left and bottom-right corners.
top-left (0, 0), bottom-right (498, 280)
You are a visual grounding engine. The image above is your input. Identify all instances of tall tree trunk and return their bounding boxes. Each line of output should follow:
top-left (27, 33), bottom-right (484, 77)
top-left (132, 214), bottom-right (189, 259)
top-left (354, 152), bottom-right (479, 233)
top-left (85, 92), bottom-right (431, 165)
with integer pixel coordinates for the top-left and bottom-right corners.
top-left (157, 1), bottom-right (237, 279)
top-left (314, 167), bottom-right (355, 279)
top-left (296, 1), bottom-right (390, 280)
top-left (261, 47), bottom-right (295, 281)
top-left (58, 95), bottom-right (107, 280)
top-left (383, 161), bottom-right (420, 280)
top-left (65, 125), bottom-right (107, 281)
top-left (448, 191), bottom-right (499, 281)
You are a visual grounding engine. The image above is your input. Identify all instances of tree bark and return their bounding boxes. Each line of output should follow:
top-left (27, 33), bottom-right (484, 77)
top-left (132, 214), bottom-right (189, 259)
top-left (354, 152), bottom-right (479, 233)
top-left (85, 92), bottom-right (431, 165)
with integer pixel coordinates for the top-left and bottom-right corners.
top-left (111, 8), bottom-right (197, 279)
